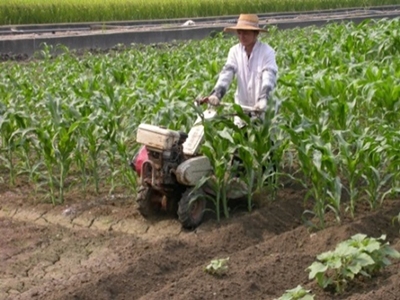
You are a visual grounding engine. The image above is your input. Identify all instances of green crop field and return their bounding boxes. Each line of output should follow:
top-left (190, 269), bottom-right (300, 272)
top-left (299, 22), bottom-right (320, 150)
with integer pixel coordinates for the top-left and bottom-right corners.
top-left (0, 0), bottom-right (399, 25)
top-left (1, 18), bottom-right (400, 226)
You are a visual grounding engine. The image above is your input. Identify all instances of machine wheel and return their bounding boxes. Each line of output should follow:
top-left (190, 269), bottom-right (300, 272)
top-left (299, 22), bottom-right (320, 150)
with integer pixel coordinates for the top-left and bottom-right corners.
top-left (178, 188), bottom-right (207, 229)
top-left (136, 187), bottom-right (162, 217)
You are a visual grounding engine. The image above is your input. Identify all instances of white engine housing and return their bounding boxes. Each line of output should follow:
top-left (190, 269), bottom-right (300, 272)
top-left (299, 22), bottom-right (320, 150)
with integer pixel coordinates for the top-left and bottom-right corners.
top-left (182, 123), bottom-right (204, 156)
top-left (182, 108), bottom-right (218, 156)
top-left (176, 156), bottom-right (212, 186)
top-left (136, 124), bottom-right (181, 151)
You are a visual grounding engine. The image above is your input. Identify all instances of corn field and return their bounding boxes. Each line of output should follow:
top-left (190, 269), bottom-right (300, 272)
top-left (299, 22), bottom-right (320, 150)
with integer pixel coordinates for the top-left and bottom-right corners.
top-left (1, 18), bottom-right (400, 227)
top-left (0, 0), bottom-right (398, 25)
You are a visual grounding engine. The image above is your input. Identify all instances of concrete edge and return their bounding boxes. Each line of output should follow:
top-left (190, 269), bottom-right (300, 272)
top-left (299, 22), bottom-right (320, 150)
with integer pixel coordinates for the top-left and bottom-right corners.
top-left (1, 4), bottom-right (399, 30)
top-left (1, 14), bottom-right (399, 57)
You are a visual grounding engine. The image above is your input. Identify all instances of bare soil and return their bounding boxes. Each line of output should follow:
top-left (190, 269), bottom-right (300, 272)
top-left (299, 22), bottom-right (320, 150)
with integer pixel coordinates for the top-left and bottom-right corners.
top-left (0, 181), bottom-right (399, 300)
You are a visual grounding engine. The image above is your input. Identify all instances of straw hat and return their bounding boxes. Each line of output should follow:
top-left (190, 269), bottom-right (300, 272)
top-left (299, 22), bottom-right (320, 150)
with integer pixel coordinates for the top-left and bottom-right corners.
top-left (224, 14), bottom-right (267, 33)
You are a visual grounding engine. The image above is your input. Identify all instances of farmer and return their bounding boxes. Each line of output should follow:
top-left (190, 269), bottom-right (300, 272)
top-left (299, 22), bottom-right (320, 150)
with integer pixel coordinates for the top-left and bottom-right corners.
top-left (202, 14), bottom-right (279, 127)
top-left (202, 14), bottom-right (279, 182)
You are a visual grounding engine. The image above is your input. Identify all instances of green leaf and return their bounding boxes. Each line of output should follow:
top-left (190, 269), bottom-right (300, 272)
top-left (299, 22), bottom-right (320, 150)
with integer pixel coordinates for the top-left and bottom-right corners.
top-left (335, 243), bottom-right (358, 257)
top-left (381, 246), bottom-right (400, 259)
top-left (276, 285), bottom-right (314, 300)
top-left (353, 252), bottom-right (375, 268)
top-left (363, 240), bottom-right (381, 253)
top-left (217, 128), bottom-right (234, 144)
top-left (205, 257), bottom-right (229, 276)
top-left (317, 250), bottom-right (335, 261)
top-left (351, 233), bottom-right (368, 242)
top-left (301, 295), bottom-right (315, 300)
top-left (308, 261), bottom-right (328, 279)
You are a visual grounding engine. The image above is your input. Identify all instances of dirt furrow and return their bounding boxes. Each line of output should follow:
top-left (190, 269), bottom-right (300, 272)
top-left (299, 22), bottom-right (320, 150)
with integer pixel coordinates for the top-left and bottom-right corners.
top-left (1, 186), bottom-right (399, 300)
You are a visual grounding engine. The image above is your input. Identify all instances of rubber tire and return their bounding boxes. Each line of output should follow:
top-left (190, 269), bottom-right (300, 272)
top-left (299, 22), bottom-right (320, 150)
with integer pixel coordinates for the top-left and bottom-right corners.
top-left (178, 188), bottom-right (206, 229)
top-left (166, 190), bottom-right (181, 217)
top-left (136, 187), bottom-right (161, 217)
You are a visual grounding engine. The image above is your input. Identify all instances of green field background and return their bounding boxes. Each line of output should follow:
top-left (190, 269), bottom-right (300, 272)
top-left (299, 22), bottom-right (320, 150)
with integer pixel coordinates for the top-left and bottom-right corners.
top-left (0, 0), bottom-right (398, 25)
top-left (1, 19), bottom-right (400, 217)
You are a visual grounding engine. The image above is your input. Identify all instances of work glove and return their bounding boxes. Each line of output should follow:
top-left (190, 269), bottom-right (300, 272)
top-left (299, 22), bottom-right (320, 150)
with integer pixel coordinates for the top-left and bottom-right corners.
top-left (207, 95), bottom-right (220, 106)
top-left (254, 99), bottom-right (267, 111)
top-left (199, 95), bottom-right (220, 106)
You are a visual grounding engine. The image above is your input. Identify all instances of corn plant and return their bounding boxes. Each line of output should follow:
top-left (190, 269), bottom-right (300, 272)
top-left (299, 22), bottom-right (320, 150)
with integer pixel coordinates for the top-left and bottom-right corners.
top-left (392, 213), bottom-right (400, 233)
top-left (199, 103), bottom-right (281, 219)
top-left (282, 118), bottom-right (342, 228)
top-left (0, 107), bottom-right (20, 186)
top-left (360, 133), bottom-right (393, 210)
top-left (34, 95), bottom-right (82, 204)
top-left (9, 127), bottom-right (43, 188)
top-left (32, 121), bottom-right (58, 203)
top-left (334, 129), bottom-right (367, 217)
top-left (1, 18), bottom-right (400, 223)
top-left (385, 130), bottom-right (400, 191)
top-left (201, 108), bottom-right (238, 221)
top-left (231, 103), bottom-right (281, 209)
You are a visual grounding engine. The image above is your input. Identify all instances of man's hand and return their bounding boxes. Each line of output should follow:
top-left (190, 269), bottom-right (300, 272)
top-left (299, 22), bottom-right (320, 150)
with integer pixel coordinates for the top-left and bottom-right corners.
top-left (254, 99), bottom-right (267, 111)
top-left (201, 95), bottom-right (220, 106)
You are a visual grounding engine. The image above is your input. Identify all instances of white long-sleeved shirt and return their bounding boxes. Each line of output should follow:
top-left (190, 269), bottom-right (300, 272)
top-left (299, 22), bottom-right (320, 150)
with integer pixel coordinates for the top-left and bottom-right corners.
top-left (212, 40), bottom-right (278, 108)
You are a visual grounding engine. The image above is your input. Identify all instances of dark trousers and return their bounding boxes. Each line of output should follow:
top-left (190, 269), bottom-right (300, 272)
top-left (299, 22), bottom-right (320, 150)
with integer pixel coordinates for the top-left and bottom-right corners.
top-left (232, 140), bottom-right (277, 185)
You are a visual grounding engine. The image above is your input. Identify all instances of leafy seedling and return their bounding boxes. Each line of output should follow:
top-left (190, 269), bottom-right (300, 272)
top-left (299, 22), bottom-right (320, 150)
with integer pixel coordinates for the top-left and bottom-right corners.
top-left (307, 234), bottom-right (400, 293)
top-left (392, 212), bottom-right (400, 233)
top-left (204, 257), bottom-right (229, 276)
top-left (275, 285), bottom-right (315, 300)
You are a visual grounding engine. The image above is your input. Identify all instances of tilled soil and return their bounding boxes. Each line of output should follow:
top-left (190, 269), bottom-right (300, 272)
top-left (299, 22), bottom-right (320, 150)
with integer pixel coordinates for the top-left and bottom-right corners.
top-left (0, 184), bottom-right (399, 300)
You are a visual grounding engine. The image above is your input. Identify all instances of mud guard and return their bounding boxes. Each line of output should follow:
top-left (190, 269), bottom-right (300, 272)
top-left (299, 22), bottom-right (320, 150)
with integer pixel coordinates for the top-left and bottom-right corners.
top-left (131, 146), bottom-right (148, 176)
top-left (175, 156), bottom-right (212, 186)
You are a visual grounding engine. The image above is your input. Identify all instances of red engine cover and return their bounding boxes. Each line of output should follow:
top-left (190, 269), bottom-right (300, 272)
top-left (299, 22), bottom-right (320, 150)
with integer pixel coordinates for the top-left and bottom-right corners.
top-left (132, 145), bottom-right (148, 176)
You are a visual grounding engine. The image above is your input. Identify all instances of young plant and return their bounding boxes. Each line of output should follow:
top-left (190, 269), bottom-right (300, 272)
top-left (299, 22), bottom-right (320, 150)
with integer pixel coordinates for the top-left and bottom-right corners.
top-left (0, 109), bottom-right (17, 185)
top-left (200, 103), bottom-right (274, 219)
top-left (343, 233), bottom-right (400, 275)
top-left (232, 103), bottom-right (280, 205)
top-left (360, 134), bottom-right (393, 210)
top-left (275, 285), bottom-right (314, 300)
top-left (308, 245), bottom-right (371, 293)
top-left (47, 96), bottom-right (82, 203)
top-left (393, 213), bottom-right (400, 233)
top-left (2, 18), bottom-right (400, 210)
top-left (75, 109), bottom-right (104, 194)
top-left (284, 118), bottom-right (342, 228)
top-left (334, 129), bottom-right (368, 218)
top-left (0, 106), bottom-right (28, 186)
top-left (204, 257), bottom-right (229, 277)
top-left (201, 110), bottom-right (238, 221)
top-left (307, 234), bottom-right (400, 293)
top-left (229, 104), bottom-right (268, 211)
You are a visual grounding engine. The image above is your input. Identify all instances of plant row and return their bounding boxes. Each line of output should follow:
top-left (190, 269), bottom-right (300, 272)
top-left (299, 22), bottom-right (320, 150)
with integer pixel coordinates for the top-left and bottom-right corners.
top-left (278, 234), bottom-right (400, 299)
top-left (203, 234), bottom-right (400, 299)
top-left (0, 18), bottom-right (399, 227)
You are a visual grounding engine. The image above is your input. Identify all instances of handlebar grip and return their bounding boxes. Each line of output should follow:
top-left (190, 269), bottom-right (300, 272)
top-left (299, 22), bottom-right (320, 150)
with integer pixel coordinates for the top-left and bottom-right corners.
top-left (240, 105), bottom-right (262, 113)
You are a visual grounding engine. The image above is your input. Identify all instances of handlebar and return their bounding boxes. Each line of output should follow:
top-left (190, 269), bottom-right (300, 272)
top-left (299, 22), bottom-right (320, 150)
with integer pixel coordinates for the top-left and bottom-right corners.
top-left (194, 98), bottom-right (263, 114)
